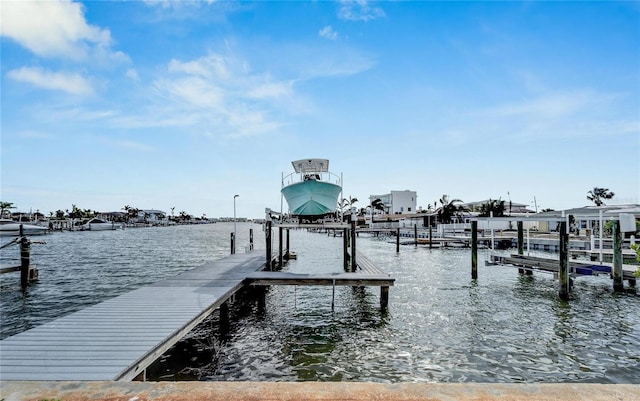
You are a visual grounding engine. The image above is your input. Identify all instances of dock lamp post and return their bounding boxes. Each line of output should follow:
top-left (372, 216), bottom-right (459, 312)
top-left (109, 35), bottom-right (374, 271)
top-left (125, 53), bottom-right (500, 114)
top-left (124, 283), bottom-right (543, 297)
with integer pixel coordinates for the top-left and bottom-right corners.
top-left (233, 195), bottom-right (239, 254)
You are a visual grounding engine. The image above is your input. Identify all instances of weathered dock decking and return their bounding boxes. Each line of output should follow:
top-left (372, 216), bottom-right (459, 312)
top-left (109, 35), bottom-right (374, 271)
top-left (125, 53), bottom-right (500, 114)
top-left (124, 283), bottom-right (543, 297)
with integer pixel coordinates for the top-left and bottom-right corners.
top-left (1, 243), bottom-right (393, 381)
top-left (0, 252), bottom-right (268, 381)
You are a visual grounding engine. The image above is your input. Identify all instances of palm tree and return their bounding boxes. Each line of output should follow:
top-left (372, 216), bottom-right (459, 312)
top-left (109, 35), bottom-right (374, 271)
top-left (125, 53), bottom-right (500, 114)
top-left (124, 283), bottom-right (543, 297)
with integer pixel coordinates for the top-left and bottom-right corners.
top-left (339, 196), bottom-right (358, 214)
top-left (479, 198), bottom-right (505, 217)
top-left (0, 201), bottom-right (15, 218)
top-left (587, 187), bottom-right (615, 206)
top-left (437, 195), bottom-right (466, 224)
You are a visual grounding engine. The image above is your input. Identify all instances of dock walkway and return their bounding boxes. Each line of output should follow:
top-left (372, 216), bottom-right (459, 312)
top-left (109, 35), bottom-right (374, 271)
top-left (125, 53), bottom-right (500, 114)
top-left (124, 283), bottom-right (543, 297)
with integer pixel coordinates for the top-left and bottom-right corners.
top-left (0, 252), bottom-right (267, 381)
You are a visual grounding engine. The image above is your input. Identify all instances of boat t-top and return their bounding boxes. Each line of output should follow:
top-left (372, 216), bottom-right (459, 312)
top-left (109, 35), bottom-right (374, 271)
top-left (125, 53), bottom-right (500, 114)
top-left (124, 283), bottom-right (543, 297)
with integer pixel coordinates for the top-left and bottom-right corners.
top-left (281, 158), bottom-right (342, 220)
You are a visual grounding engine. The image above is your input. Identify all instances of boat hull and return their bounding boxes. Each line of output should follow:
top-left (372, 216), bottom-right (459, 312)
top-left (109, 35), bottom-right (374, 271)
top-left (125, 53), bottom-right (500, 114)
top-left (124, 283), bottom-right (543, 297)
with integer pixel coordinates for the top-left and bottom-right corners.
top-left (282, 180), bottom-right (341, 216)
top-left (0, 224), bottom-right (48, 236)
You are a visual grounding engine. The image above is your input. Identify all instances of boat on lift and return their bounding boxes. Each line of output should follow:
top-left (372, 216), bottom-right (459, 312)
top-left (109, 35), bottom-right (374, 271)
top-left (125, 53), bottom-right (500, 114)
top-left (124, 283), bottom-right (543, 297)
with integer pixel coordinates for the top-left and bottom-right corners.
top-left (281, 158), bottom-right (342, 221)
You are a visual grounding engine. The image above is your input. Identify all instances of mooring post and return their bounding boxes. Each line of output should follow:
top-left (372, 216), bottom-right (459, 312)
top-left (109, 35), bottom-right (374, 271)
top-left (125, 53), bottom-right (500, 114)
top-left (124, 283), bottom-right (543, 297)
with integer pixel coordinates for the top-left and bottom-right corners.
top-left (265, 221), bottom-right (272, 270)
top-left (612, 220), bottom-right (624, 292)
top-left (286, 228), bottom-right (290, 259)
top-left (278, 226), bottom-right (283, 269)
top-left (380, 286), bottom-right (389, 309)
top-left (428, 216), bottom-right (433, 249)
top-left (343, 227), bottom-right (349, 271)
top-left (396, 227), bottom-right (400, 253)
top-left (351, 220), bottom-right (357, 272)
top-left (230, 232), bottom-right (235, 255)
top-left (558, 221), bottom-right (570, 301)
top-left (414, 224), bottom-right (418, 247)
top-left (471, 221), bottom-right (478, 280)
top-left (219, 302), bottom-right (229, 334)
top-left (249, 228), bottom-right (254, 251)
top-left (20, 232), bottom-right (31, 289)
top-left (517, 221), bottom-right (526, 274)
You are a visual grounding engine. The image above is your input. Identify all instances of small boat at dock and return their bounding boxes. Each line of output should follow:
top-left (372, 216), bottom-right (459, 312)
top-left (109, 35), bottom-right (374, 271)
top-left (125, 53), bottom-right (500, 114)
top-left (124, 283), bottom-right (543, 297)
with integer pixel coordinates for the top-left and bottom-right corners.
top-left (281, 158), bottom-right (342, 221)
top-left (80, 218), bottom-right (121, 231)
top-left (0, 219), bottom-right (49, 236)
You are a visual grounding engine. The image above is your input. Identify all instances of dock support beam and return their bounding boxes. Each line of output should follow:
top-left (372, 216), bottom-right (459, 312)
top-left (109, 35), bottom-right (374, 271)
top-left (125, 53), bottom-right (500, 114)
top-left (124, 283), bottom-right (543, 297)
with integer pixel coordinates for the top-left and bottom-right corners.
top-left (219, 302), bottom-right (229, 334)
top-left (286, 229), bottom-right (290, 259)
top-left (558, 221), bottom-right (570, 301)
top-left (612, 221), bottom-right (624, 292)
top-left (414, 224), bottom-right (418, 247)
top-left (249, 228), bottom-right (254, 251)
top-left (396, 228), bottom-right (400, 253)
top-left (471, 221), bottom-right (478, 280)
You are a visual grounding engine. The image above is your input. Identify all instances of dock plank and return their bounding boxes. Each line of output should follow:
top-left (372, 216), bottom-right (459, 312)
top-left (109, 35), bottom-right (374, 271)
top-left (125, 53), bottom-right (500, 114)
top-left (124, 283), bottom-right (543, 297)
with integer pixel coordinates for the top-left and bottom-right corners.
top-left (0, 251), bottom-right (267, 381)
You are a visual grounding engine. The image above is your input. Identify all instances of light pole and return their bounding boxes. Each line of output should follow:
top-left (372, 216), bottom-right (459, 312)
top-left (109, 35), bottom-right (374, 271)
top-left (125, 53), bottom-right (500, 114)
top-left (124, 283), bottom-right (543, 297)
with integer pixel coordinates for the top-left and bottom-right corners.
top-left (233, 194), bottom-right (239, 253)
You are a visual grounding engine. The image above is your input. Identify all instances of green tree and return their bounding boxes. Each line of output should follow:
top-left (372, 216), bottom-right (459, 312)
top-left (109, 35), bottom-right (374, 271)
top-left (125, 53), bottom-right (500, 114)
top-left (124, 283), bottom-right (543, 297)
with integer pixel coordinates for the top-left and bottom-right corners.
top-left (587, 187), bottom-right (615, 206)
top-left (0, 201), bottom-right (15, 218)
top-left (479, 198), bottom-right (505, 217)
top-left (339, 196), bottom-right (358, 214)
top-left (437, 195), bottom-right (466, 224)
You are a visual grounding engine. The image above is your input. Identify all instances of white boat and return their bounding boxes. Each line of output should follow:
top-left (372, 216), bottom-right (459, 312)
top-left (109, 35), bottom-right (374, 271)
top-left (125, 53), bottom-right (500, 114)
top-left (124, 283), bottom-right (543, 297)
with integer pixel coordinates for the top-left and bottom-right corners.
top-left (0, 219), bottom-right (49, 236)
top-left (281, 158), bottom-right (342, 219)
top-left (81, 218), bottom-right (120, 231)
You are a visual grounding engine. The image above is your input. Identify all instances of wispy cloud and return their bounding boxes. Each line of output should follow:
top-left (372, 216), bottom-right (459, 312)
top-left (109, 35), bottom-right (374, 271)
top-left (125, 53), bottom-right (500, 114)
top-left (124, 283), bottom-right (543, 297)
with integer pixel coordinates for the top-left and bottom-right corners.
top-left (97, 137), bottom-right (156, 152)
top-left (0, 0), bottom-right (125, 63)
top-left (338, 0), bottom-right (385, 22)
top-left (319, 26), bottom-right (339, 40)
top-left (7, 67), bottom-right (94, 95)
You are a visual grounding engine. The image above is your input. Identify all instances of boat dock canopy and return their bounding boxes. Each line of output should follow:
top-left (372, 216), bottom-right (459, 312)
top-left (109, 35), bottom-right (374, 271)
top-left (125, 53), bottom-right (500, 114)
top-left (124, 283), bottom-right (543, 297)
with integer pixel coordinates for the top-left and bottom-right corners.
top-left (292, 159), bottom-right (329, 173)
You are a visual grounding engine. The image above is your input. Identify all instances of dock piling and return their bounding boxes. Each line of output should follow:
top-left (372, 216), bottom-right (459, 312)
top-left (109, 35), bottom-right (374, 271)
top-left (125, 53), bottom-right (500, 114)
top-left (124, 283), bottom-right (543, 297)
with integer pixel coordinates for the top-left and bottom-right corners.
top-left (343, 228), bottom-right (349, 271)
top-left (414, 224), bottom-right (418, 247)
top-left (380, 286), bottom-right (389, 309)
top-left (230, 232), bottom-right (236, 255)
top-left (249, 228), bottom-right (254, 251)
top-left (428, 217), bottom-right (433, 249)
top-left (612, 221), bottom-right (624, 292)
top-left (20, 234), bottom-right (31, 289)
top-left (279, 227), bottom-right (283, 269)
top-left (471, 221), bottom-right (478, 280)
top-left (351, 221), bottom-right (357, 272)
top-left (558, 221), bottom-right (570, 301)
top-left (396, 228), bottom-right (400, 253)
top-left (265, 221), bottom-right (272, 270)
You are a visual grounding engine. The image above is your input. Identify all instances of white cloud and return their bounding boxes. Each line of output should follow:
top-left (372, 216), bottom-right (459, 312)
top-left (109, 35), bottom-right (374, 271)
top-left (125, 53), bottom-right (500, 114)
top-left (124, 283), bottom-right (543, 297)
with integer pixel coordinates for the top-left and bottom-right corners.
top-left (319, 26), bottom-right (338, 40)
top-left (7, 67), bottom-right (93, 95)
top-left (338, 0), bottom-right (385, 22)
top-left (1, 0), bottom-right (122, 62)
top-left (125, 69), bottom-right (140, 81)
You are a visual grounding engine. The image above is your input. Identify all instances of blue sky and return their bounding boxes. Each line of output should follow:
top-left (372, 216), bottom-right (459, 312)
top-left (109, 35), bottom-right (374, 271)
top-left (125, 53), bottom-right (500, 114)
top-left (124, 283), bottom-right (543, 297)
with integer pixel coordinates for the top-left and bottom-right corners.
top-left (1, 1), bottom-right (638, 219)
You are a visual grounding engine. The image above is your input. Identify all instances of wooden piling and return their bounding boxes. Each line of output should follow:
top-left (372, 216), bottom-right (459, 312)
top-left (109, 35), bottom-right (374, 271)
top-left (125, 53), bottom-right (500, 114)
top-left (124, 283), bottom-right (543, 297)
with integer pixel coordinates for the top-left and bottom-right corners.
top-left (278, 226), bottom-right (283, 269)
top-left (517, 221), bottom-right (525, 274)
top-left (612, 220), bottom-right (624, 292)
top-left (414, 224), bottom-right (418, 247)
top-left (219, 302), bottom-right (229, 333)
top-left (343, 228), bottom-right (349, 271)
top-left (249, 228), bottom-right (254, 251)
top-left (471, 221), bottom-right (478, 280)
top-left (558, 221), bottom-right (570, 301)
top-left (265, 221), bottom-right (272, 271)
top-left (20, 234), bottom-right (31, 289)
top-left (380, 286), bottom-right (389, 309)
top-left (230, 232), bottom-right (236, 255)
top-left (286, 229), bottom-right (290, 259)
top-left (428, 216), bottom-right (433, 249)
top-left (396, 227), bottom-right (400, 253)
top-left (351, 221), bottom-right (357, 272)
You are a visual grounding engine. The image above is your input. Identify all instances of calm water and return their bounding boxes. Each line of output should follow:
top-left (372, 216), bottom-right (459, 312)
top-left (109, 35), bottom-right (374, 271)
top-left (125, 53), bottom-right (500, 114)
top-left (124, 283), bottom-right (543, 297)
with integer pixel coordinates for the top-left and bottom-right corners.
top-left (1, 224), bottom-right (638, 383)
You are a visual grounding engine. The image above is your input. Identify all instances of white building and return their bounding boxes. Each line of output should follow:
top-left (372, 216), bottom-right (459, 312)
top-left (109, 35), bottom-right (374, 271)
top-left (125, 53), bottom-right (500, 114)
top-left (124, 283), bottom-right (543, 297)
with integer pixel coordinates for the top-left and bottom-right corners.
top-left (369, 190), bottom-right (417, 215)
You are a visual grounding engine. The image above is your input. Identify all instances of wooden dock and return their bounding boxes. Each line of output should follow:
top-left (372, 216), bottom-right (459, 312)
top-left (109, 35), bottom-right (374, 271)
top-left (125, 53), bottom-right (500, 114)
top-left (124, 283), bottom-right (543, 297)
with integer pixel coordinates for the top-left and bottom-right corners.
top-left (0, 252), bottom-right (268, 381)
top-left (1, 242), bottom-right (393, 381)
